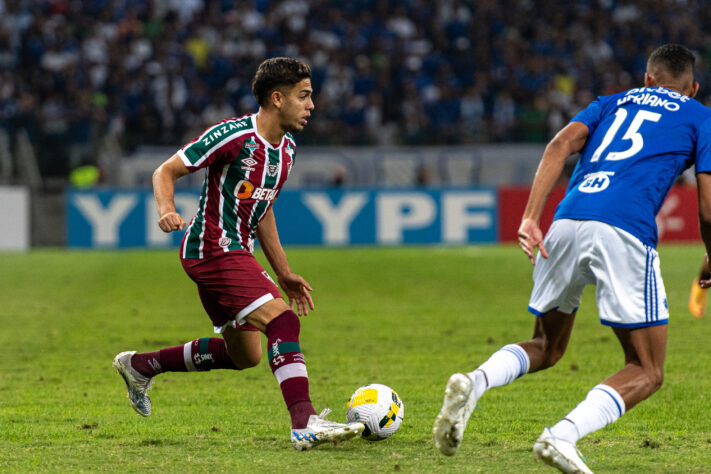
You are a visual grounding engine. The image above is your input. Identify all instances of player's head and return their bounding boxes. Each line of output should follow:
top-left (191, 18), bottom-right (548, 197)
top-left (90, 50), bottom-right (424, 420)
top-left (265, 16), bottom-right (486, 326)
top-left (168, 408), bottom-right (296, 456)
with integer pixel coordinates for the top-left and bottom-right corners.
top-left (645, 44), bottom-right (699, 98)
top-left (252, 57), bottom-right (314, 133)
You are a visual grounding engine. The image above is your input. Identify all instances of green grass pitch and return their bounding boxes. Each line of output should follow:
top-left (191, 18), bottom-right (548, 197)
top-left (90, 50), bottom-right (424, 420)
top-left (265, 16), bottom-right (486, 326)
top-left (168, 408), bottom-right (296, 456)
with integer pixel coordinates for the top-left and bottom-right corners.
top-left (1, 245), bottom-right (710, 472)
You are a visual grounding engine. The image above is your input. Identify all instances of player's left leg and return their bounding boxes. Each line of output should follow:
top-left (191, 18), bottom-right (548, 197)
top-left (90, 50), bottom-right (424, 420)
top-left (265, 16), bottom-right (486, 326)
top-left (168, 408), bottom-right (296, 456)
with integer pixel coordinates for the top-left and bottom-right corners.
top-left (535, 324), bottom-right (666, 473)
top-left (244, 299), bottom-right (364, 450)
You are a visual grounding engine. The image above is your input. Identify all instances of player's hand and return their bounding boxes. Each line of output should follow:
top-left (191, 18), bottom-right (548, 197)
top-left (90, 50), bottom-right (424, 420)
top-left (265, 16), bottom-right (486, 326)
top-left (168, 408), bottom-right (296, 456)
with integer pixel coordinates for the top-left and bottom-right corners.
top-left (277, 272), bottom-right (314, 316)
top-left (518, 218), bottom-right (548, 265)
top-left (158, 211), bottom-right (186, 233)
top-left (699, 254), bottom-right (711, 289)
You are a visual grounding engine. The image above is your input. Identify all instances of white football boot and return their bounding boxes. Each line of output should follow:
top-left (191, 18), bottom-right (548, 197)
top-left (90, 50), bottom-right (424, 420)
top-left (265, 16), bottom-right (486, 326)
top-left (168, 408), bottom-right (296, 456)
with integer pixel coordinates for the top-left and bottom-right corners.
top-left (291, 408), bottom-right (365, 451)
top-left (432, 372), bottom-right (480, 456)
top-left (533, 427), bottom-right (594, 474)
top-left (113, 351), bottom-right (154, 417)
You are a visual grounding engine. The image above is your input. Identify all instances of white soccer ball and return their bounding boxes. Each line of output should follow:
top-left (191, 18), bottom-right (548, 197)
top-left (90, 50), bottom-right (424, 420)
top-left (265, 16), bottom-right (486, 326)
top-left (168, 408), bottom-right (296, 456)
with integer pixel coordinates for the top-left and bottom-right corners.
top-left (346, 383), bottom-right (404, 440)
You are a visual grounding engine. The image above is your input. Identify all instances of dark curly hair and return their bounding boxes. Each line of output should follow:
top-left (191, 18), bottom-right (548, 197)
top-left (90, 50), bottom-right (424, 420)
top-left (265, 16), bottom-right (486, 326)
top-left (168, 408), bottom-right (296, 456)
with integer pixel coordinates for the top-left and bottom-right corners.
top-left (252, 57), bottom-right (312, 106)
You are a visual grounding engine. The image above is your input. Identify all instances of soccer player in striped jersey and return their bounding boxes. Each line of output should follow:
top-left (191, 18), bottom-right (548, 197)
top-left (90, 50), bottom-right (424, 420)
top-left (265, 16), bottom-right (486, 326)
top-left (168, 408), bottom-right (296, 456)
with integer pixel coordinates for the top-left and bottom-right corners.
top-left (434, 44), bottom-right (711, 472)
top-left (112, 57), bottom-right (364, 450)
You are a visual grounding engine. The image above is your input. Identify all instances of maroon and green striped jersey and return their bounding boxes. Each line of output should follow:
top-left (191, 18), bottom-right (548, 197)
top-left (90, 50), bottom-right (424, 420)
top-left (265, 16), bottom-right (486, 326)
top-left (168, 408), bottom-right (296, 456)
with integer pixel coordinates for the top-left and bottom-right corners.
top-left (176, 114), bottom-right (295, 259)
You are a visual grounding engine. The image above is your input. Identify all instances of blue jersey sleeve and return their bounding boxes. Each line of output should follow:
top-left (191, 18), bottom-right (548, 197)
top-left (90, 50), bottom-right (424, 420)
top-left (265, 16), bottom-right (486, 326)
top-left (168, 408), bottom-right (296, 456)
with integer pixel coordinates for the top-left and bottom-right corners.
top-left (570, 97), bottom-right (604, 134)
top-left (695, 116), bottom-right (711, 173)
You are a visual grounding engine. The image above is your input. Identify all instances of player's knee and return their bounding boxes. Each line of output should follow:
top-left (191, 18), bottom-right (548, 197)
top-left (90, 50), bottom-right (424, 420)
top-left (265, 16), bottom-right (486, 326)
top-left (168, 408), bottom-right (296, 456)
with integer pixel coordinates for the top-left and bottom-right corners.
top-left (540, 348), bottom-right (565, 369)
top-left (645, 366), bottom-right (664, 393)
top-left (237, 349), bottom-right (262, 369)
top-left (531, 337), bottom-right (565, 369)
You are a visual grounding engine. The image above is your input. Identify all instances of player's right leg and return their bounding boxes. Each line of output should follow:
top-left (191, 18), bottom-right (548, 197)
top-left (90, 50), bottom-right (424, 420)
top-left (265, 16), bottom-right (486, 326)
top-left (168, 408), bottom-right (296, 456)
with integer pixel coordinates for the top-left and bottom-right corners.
top-left (113, 256), bottom-right (263, 416)
top-left (435, 220), bottom-right (584, 456)
top-left (113, 336), bottom-right (247, 416)
top-left (433, 310), bottom-right (575, 456)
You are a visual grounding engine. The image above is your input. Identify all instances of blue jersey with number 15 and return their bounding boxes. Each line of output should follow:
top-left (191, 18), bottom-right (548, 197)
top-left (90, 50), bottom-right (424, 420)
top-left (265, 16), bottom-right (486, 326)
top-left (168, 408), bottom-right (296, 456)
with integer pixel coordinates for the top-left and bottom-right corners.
top-left (555, 86), bottom-right (711, 247)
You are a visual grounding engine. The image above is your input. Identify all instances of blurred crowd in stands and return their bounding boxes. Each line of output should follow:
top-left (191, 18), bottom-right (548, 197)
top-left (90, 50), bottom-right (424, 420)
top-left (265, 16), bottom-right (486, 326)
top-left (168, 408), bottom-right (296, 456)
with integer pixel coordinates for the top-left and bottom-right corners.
top-left (1, 0), bottom-right (711, 178)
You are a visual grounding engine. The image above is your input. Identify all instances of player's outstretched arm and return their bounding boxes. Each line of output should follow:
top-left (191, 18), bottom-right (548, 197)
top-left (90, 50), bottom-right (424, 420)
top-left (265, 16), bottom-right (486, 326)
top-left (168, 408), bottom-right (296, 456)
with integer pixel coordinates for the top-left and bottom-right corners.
top-left (519, 121), bottom-right (588, 265)
top-left (256, 206), bottom-right (314, 316)
top-left (153, 154), bottom-right (190, 233)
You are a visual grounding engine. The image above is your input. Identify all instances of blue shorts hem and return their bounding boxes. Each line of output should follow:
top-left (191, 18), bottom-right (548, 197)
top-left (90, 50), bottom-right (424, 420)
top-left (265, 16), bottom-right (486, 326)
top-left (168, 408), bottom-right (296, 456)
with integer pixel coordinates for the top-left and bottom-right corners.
top-left (528, 306), bottom-right (552, 317)
top-left (600, 319), bottom-right (669, 328)
top-left (528, 306), bottom-right (578, 317)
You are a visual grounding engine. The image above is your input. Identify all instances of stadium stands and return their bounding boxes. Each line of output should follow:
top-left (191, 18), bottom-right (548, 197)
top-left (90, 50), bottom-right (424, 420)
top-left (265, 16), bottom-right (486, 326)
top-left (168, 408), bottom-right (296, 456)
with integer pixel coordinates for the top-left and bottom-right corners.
top-left (0, 0), bottom-right (710, 182)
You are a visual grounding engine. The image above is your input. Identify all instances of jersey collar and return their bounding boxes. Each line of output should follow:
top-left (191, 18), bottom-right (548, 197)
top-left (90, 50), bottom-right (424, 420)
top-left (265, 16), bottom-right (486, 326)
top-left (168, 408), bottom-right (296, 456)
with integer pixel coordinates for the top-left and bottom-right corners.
top-left (251, 114), bottom-right (285, 150)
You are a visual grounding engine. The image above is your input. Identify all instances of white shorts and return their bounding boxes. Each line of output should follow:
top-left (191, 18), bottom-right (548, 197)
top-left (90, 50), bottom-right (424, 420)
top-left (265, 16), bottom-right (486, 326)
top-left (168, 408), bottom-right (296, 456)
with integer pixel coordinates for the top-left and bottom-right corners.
top-left (528, 219), bottom-right (668, 328)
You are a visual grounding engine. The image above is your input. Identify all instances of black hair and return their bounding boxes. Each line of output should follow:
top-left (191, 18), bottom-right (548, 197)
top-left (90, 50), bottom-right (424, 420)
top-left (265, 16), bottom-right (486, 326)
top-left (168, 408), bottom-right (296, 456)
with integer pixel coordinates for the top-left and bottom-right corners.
top-left (647, 44), bottom-right (695, 78)
top-left (252, 57), bottom-right (312, 106)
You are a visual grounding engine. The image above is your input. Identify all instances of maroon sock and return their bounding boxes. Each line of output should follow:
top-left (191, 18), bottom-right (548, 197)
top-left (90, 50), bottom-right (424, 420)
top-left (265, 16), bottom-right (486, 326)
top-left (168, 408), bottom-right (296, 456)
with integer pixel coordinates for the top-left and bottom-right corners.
top-left (131, 337), bottom-right (238, 377)
top-left (266, 310), bottom-right (316, 428)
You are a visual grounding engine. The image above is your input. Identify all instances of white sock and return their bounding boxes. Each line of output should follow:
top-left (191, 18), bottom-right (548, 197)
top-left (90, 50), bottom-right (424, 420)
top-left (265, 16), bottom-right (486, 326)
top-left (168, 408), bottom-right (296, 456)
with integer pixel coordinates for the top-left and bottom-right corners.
top-left (550, 384), bottom-right (626, 444)
top-left (468, 344), bottom-right (530, 398)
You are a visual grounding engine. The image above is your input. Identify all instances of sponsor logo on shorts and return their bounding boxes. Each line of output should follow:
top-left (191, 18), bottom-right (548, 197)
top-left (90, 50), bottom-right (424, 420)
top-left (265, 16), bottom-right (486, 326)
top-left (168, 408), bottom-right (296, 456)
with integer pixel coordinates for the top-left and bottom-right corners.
top-left (578, 171), bottom-right (614, 193)
top-left (235, 179), bottom-right (277, 200)
top-left (219, 237), bottom-right (232, 247)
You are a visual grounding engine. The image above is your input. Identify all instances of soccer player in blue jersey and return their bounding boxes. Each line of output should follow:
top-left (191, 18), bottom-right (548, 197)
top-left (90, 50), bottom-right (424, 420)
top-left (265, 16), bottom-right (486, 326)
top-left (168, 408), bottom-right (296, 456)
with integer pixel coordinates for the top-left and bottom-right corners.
top-left (434, 44), bottom-right (711, 473)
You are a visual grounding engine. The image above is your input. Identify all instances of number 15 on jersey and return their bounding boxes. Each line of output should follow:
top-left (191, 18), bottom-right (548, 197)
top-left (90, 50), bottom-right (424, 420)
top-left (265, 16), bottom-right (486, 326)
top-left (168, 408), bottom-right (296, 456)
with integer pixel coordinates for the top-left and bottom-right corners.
top-left (591, 109), bottom-right (662, 162)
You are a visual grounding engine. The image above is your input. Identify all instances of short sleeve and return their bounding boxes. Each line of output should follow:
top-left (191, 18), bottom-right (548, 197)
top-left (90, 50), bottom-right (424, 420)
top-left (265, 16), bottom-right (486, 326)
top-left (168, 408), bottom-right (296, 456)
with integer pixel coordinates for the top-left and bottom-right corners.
top-left (570, 97), bottom-right (604, 135)
top-left (695, 116), bottom-right (711, 173)
top-left (176, 118), bottom-right (252, 171)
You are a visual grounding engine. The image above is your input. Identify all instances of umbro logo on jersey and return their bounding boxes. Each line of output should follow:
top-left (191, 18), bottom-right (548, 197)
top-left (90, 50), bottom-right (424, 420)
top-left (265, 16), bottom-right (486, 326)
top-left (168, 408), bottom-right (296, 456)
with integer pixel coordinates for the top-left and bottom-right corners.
top-left (235, 179), bottom-right (277, 201)
top-left (241, 157), bottom-right (257, 171)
